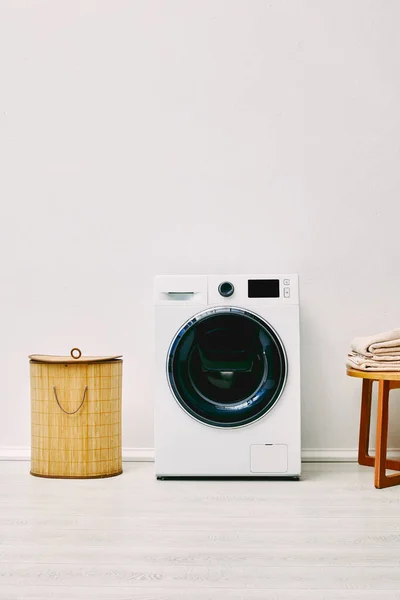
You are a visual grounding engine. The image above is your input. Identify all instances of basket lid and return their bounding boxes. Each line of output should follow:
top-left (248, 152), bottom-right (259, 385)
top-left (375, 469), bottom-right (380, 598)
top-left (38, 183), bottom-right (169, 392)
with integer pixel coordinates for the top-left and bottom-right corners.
top-left (29, 348), bottom-right (122, 364)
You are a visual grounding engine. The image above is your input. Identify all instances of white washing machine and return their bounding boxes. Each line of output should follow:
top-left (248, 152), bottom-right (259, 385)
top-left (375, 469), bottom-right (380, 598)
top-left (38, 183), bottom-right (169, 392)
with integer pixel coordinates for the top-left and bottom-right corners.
top-left (154, 274), bottom-right (301, 478)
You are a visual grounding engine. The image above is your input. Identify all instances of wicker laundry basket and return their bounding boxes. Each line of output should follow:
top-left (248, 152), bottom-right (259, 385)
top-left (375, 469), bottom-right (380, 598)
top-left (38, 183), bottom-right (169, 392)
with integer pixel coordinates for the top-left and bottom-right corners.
top-left (29, 348), bottom-right (123, 478)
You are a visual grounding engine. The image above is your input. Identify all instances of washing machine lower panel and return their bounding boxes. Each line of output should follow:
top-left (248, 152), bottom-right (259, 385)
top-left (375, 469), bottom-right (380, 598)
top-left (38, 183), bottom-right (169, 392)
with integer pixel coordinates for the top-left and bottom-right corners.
top-left (154, 395), bottom-right (301, 477)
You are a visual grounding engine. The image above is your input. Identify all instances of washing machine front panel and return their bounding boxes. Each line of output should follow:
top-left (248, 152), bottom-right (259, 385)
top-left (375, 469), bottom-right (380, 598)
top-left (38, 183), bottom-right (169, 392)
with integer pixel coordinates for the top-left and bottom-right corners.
top-left (167, 307), bottom-right (287, 428)
top-left (154, 275), bottom-right (301, 477)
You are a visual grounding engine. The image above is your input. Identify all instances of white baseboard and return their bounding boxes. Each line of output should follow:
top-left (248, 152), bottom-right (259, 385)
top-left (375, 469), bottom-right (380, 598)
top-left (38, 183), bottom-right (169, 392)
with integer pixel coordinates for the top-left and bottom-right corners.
top-left (0, 447), bottom-right (156, 462)
top-left (0, 447), bottom-right (31, 460)
top-left (122, 447), bottom-right (155, 461)
top-left (302, 449), bottom-right (358, 462)
top-left (302, 448), bottom-right (400, 462)
top-left (2, 446), bottom-right (400, 463)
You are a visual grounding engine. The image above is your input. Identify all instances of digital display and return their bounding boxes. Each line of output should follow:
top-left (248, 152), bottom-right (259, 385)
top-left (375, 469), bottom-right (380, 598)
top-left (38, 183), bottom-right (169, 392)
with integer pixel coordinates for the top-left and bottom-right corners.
top-left (248, 279), bottom-right (280, 298)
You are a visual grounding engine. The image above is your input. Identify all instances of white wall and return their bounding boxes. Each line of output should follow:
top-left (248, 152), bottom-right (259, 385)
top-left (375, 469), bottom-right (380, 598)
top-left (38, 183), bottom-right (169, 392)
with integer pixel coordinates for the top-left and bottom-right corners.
top-left (1, 0), bottom-right (400, 458)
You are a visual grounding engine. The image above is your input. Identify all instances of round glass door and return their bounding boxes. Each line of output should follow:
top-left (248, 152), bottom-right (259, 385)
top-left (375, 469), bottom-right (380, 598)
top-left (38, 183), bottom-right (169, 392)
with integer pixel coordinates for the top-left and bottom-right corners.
top-left (167, 308), bottom-right (287, 427)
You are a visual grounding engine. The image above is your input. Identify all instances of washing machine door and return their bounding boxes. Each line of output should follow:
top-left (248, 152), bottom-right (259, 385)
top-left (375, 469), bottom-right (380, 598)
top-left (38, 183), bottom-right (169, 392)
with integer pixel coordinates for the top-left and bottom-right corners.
top-left (167, 307), bottom-right (287, 428)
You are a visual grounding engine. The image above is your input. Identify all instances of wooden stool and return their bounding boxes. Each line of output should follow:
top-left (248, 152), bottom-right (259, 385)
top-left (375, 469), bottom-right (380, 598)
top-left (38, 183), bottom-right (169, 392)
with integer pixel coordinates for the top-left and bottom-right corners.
top-left (347, 368), bottom-right (400, 489)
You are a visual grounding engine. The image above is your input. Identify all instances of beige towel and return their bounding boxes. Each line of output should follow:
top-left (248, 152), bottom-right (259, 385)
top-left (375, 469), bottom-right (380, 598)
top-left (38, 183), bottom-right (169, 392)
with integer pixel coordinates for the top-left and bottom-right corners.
top-left (351, 328), bottom-right (400, 357)
top-left (350, 352), bottom-right (400, 362)
top-left (347, 352), bottom-right (400, 371)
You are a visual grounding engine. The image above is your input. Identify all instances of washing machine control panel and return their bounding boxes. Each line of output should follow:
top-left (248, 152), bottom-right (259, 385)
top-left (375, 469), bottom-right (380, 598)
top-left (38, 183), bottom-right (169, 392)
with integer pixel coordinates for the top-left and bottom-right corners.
top-left (210, 275), bottom-right (298, 305)
top-left (154, 274), bottom-right (299, 306)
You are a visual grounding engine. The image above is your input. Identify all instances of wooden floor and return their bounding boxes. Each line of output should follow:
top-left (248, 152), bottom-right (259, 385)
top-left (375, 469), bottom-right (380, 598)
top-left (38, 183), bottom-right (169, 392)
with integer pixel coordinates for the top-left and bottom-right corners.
top-left (1, 462), bottom-right (400, 599)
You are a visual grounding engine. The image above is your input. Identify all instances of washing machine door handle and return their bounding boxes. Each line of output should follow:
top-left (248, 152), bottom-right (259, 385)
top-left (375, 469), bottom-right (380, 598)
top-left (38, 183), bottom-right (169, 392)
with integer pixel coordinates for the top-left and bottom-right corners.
top-left (197, 347), bottom-right (254, 372)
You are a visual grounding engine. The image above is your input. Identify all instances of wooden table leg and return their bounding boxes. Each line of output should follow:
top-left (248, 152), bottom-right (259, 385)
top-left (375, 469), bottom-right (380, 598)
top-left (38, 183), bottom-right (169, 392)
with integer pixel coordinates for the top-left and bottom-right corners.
top-left (348, 369), bottom-right (400, 488)
top-left (374, 380), bottom-right (400, 489)
top-left (358, 379), bottom-right (373, 467)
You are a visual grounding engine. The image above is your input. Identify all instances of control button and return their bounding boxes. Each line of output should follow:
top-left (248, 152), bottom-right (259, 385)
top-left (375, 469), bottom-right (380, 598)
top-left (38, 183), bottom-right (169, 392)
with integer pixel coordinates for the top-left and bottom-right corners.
top-left (218, 281), bottom-right (235, 297)
top-left (284, 287), bottom-right (290, 298)
top-left (283, 279), bottom-right (290, 286)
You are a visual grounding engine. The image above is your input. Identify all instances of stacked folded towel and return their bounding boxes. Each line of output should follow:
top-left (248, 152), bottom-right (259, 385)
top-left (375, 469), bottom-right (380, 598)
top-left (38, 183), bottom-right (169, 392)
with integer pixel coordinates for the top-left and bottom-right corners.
top-left (347, 328), bottom-right (400, 371)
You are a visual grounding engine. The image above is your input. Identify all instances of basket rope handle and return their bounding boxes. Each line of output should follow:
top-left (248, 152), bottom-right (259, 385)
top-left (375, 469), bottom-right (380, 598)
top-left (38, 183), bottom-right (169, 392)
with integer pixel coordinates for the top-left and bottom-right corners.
top-left (53, 386), bottom-right (88, 415)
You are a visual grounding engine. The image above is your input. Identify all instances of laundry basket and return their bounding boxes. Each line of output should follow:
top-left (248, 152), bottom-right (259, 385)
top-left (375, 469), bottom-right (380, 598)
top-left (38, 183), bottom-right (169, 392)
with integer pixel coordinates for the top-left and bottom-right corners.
top-left (30, 348), bottom-right (123, 478)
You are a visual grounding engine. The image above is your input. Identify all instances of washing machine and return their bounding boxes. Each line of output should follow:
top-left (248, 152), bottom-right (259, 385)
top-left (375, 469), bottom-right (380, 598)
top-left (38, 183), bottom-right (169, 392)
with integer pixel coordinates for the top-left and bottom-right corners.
top-left (154, 274), bottom-right (301, 478)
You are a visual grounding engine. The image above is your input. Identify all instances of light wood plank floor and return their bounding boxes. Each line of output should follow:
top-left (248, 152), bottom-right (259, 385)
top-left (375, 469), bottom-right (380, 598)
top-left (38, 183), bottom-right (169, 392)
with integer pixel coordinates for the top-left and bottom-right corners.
top-left (1, 462), bottom-right (400, 599)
